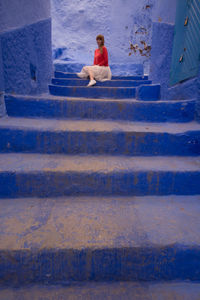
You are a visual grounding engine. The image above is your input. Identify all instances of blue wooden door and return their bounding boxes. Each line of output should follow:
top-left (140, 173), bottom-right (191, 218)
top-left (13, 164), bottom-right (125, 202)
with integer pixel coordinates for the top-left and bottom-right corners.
top-left (170, 0), bottom-right (200, 85)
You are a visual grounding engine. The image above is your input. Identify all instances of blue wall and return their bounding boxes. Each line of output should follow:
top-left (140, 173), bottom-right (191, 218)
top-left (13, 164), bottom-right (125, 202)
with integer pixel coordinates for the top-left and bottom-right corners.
top-left (0, 0), bottom-right (53, 97)
top-left (152, 0), bottom-right (177, 24)
top-left (0, 23), bottom-right (5, 117)
top-left (150, 0), bottom-right (199, 103)
top-left (0, 19), bottom-right (52, 95)
top-left (196, 67), bottom-right (200, 121)
top-left (51, 0), bottom-right (155, 74)
top-left (0, 92), bottom-right (6, 117)
top-left (0, 38), bottom-right (4, 93)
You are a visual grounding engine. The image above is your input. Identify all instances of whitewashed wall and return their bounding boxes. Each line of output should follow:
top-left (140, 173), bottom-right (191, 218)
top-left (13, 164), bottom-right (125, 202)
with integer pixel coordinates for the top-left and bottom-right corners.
top-left (51, 0), bottom-right (155, 68)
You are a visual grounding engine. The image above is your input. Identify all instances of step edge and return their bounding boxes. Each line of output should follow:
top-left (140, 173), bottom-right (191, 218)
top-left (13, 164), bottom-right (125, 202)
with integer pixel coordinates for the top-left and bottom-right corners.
top-left (0, 118), bottom-right (200, 133)
top-left (52, 78), bottom-right (152, 83)
top-left (5, 94), bottom-right (197, 104)
top-left (0, 154), bottom-right (199, 172)
top-left (49, 84), bottom-right (137, 90)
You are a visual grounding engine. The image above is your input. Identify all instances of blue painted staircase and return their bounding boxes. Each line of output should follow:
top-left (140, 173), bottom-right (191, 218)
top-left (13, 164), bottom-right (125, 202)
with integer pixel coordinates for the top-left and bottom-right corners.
top-left (49, 71), bottom-right (161, 100)
top-left (0, 72), bottom-right (200, 294)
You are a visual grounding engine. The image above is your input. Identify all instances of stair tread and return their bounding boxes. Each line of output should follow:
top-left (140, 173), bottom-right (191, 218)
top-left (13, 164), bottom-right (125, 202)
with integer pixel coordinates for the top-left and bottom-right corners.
top-left (0, 153), bottom-right (199, 172)
top-left (0, 195), bottom-right (200, 251)
top-left (53, 78), bottom-right (151, 83)
top-left (6, 93), bottom-right (196, 103)
top-left (1, 117), bottom-right (200, 133)
top-left (1, 281), bottom-right (200, 299)
top-left (49, 84), bottom-right (136, 89)
top-left (52, 78), bottom-right (152, 88)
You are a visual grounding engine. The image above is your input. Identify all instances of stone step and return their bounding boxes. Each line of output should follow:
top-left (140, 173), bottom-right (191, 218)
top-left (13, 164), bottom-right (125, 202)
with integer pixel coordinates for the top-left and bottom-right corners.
top-left (0, 117), bottom-right (199, 156)
top-left (136, 84), bottom-right (161, 101)
top-left (1, 281), bottom-right (200, 299)
top-left (0, 195), bottom-right (200, 284)
top-left (5, 95), bottom-right (197, 123)
top-left (52, 78), bottom-right (152, 87)
top-left (54, 71), bottom-right (149, 81)
top-left (49, 84), bottom-right (136, 99)
top-left (0, 153), bottom-right (199, 198)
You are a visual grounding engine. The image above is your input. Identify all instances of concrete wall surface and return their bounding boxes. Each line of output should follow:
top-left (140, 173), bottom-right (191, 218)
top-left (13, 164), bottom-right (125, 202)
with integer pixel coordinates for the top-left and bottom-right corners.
top-left (51, 0), bottom-right (155, 72)
top-left (0, 0), bottom-right (51, 33)
top-left (0, 0), bottom-right (52, 96)
top-left (152, 0), bottom-right (177, 24)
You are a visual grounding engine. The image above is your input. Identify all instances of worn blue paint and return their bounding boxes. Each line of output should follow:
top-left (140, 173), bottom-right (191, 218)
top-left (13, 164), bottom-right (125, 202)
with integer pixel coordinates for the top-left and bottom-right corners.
top-left (1, 281), bottom-right (200, 299)
top-left (0, 196), bottom-right (200, 284)
top-left (136, 84), bottom-right (161, 101)
top-left (0, 38), bottom-right (4, 94)
top-left (0, 124), bottom-right (199, 156)
top-left (167, 74), bottom-right (199, 101)
top-left (0, 93), bottom-right (6, 118)
top-left (52, 78), bottom-right (152, 87)
top-left (0, 155), bottom-right (199, 198)
top-left (1, 246), bottom-right (200, 283)
top-left (150, 22), bottom-right (175, 99)
top-left (0, 18), bottom-right (52, 95)
top-left (0, 37), bottom-right (6, 117)
top-left (4, 95), bottom-right (197, 123)
top-left (49, 85), bottom-right (136, 99)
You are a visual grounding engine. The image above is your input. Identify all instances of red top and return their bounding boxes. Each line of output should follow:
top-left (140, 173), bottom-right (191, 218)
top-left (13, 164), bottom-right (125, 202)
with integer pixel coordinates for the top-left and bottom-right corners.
top-left (93, 46), bottom-right (109, 66)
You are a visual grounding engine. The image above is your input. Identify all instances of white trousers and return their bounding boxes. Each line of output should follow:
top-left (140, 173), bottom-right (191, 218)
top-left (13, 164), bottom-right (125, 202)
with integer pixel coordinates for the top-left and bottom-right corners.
top-left (78, 65), bottom-right (112, 81)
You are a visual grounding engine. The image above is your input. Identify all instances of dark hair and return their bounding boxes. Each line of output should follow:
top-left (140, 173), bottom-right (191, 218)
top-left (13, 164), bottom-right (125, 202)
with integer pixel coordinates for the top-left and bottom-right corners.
top-left (96, 34), bottom-right (105, 46)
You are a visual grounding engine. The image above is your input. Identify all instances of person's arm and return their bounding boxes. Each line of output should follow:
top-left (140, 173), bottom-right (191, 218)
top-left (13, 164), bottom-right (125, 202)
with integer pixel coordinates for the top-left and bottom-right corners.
top-left (93, 50), bottom-right (97, 65)
top-left (98, 47), bottom-right (108, 66)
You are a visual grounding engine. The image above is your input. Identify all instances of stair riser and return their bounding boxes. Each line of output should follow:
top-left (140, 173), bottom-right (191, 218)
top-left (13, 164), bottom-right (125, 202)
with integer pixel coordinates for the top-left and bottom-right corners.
top-left (1, 171), bottom-right (199, 198)
top-left (137, 85), bottom-right (161, 101)
top-left (0, 246), bottom-right (200, 284)
top-left (5, 96), bottom-right (196, 123)
top-left (52, 78), bottom-right (152, 87)
top-left (49, 85), bottom-right (136, 99)
top-left (0, 129), bottom-right (199, 156)
top-left (55, 71), bottom-right (149, 81)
